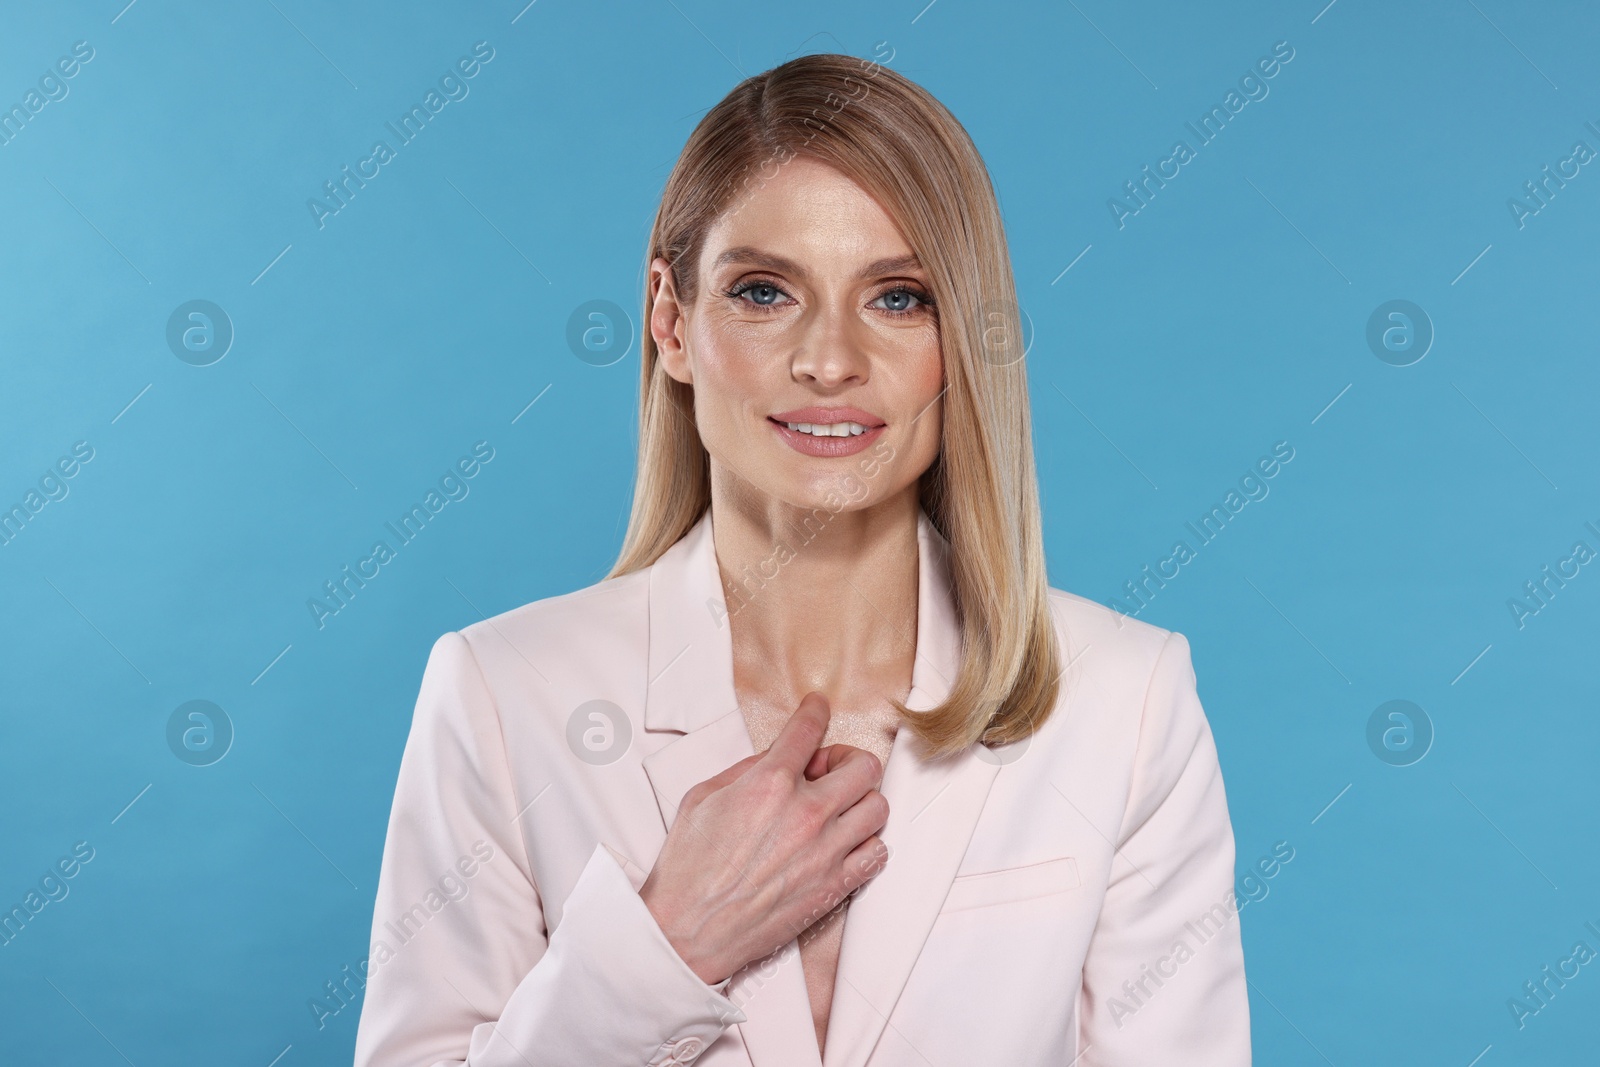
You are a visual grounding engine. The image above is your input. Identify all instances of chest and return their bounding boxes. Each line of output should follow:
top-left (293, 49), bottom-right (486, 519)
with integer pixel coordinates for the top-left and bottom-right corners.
top-left (734, 690), bottom-right (901, 768)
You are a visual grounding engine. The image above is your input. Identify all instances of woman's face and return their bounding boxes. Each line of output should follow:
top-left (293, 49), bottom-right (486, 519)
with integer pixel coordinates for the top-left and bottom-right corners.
top-left (650, 156), bottom-right (945, 517)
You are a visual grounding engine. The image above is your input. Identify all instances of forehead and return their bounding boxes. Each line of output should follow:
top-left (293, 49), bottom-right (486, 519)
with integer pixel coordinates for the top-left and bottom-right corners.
top-left (701, 156), bottom-right (914, 274)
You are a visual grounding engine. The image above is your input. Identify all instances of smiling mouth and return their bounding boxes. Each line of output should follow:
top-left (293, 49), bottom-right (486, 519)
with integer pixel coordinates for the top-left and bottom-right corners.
top-left (769, 418), bottom-right (875, 438)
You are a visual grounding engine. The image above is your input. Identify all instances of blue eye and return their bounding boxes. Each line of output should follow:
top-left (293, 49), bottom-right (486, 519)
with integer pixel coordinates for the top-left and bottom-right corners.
top-left (871, 286), bottom-right (936, 317)
top-left (875, 287), bottom-right (924, 313)
top-left (722, 279), bottom-right (936, 317)
top-left (730, 281), bottom-right (785, 307)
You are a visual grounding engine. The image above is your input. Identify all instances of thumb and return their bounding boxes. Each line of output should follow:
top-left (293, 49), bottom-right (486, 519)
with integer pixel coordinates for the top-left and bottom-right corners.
top-left (762, 692), bottom-right (831, 777)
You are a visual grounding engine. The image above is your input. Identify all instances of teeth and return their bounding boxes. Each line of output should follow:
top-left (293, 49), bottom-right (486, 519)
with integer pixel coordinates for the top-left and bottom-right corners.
top-left (783, 421), bottom-right (869, 437)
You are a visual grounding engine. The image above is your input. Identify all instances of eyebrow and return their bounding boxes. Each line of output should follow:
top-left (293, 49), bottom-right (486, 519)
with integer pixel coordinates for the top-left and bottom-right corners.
top-left (710, 246), bottom-right (924, 282)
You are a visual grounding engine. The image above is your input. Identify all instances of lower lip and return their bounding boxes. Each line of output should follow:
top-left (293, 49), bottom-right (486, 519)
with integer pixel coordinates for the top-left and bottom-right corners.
top-left (769, 418), bottom-right (886, 457)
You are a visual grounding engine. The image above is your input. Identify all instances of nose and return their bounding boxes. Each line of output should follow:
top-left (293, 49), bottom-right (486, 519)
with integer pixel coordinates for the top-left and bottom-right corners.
top-left (788, 300), bottom-right (870, 389)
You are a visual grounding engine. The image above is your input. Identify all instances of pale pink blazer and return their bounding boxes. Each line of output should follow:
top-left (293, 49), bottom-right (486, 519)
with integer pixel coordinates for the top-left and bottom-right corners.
top-left (353, 507), bottom-right (1251, 1067)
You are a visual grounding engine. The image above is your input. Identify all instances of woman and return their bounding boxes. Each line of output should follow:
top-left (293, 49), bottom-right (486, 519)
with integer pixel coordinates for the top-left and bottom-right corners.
top-left (354, 52), bottom-right (1250, 1067)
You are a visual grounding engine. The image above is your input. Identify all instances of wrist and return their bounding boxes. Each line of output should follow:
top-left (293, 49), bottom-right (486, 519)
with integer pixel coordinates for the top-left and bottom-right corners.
top-left (640, 881), bottom-right (725, 986)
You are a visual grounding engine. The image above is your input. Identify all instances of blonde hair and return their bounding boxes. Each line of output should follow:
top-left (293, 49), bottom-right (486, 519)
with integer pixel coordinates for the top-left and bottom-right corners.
top-left (607, 51), bottom-right (1061, 758)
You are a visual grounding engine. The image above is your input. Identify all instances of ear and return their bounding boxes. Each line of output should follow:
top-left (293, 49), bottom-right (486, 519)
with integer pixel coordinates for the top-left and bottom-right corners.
top-left (650, 256), bottom-right (692, 385)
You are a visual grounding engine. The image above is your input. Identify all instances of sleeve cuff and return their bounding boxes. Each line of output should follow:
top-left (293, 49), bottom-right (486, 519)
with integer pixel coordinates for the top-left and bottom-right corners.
top-left (597, 841), bottom-right (740, 999)
top-left (585, 842), bottom-right (747, 1017)
top-left (477, 842), bottom-right (745, 1065)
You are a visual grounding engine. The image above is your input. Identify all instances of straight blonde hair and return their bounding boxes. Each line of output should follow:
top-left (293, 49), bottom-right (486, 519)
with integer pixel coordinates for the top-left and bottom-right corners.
top-left (607, 51), bottom-right (1061, 758)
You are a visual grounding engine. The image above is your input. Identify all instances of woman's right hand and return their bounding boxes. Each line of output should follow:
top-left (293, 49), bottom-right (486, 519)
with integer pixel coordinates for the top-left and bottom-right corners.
top-left (638, 691), bottom-right (891, 986)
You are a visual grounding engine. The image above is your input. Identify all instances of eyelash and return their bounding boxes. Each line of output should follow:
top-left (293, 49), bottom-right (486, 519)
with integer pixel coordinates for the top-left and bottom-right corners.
top-left (722, 278), bottom-right (937, 318)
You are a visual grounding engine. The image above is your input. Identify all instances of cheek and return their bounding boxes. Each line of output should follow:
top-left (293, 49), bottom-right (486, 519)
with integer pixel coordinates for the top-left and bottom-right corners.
top-left (906, 342), bottom-right (945, 437)
top-left (685, 327), bottom-right (771, 457)
top-left (910, 323), bottom-right (944, 391)
top-left (698, 340), bottom-right (755, 385)
top-left (916, 350), bottom-right (944, 399)
top-left (690, 309), bottom-right (774, 389)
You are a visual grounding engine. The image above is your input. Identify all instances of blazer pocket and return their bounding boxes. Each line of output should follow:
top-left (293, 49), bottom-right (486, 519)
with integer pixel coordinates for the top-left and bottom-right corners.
top-left (940, 856), bottom-right (1081, 913)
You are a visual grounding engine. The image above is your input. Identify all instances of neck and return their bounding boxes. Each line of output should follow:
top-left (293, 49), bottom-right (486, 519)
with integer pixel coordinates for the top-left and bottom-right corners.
top-left (709, 477), bottom-right (921, 705)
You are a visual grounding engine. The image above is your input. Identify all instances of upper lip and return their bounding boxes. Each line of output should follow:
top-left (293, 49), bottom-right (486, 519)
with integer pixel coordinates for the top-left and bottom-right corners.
top-left (769, 406), bottom-right (886, 428)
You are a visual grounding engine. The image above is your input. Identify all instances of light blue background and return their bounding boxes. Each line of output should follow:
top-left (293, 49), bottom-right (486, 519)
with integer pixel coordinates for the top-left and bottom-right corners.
top-left (3, 0), bottom-right (1596, 1063)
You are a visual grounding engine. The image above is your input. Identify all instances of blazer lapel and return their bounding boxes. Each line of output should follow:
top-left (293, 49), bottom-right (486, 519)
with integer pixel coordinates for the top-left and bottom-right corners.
top-left (638, 508), bottom-right (998, 1067)
top-left (640, 509), bottom-right (823, 1067)
top-left (821, 513), bottom-right (999, 1067)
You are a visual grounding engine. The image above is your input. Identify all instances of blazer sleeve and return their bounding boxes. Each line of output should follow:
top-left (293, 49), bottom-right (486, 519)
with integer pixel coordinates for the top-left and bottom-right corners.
top-left (353, 631), bottom-right (748, 1067)
top-left (1076, 630), bottom-right (1252, 1066)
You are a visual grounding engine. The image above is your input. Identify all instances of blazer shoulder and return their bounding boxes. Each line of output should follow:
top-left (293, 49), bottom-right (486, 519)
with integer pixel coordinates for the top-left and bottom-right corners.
top-left (1040, 588), bottom-right (1219, 807)
top-left (452, 567), bottom-right (652, 681)
top-left (1045, 584), bottom-right (1177, 664)
top-left (1040, 584), bottom-right (1207, 726)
